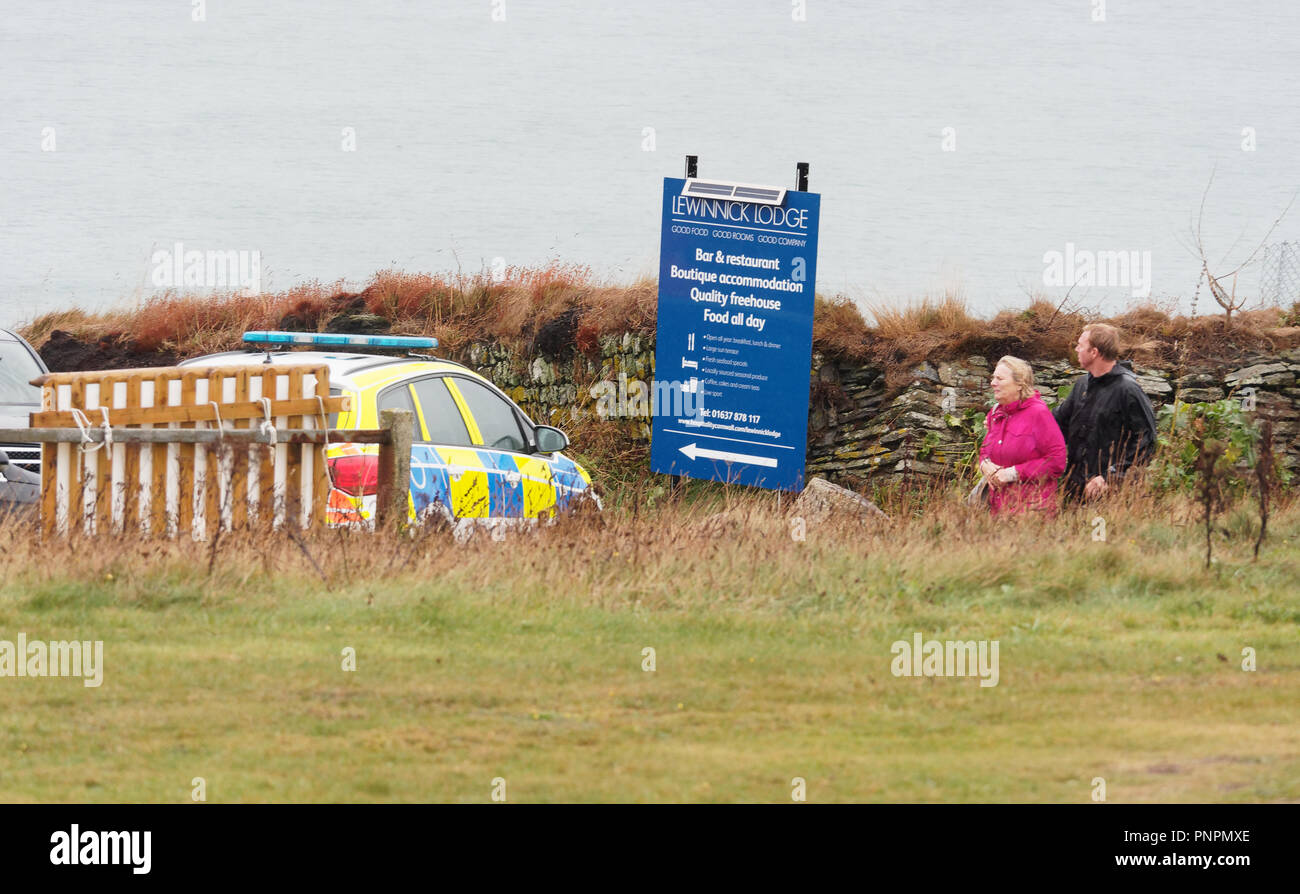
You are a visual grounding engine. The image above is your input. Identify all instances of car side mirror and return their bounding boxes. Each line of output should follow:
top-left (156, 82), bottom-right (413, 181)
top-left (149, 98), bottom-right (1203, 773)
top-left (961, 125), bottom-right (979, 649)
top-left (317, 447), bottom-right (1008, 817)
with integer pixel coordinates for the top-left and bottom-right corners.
top-left (534, 425), bottom-right (569, 454)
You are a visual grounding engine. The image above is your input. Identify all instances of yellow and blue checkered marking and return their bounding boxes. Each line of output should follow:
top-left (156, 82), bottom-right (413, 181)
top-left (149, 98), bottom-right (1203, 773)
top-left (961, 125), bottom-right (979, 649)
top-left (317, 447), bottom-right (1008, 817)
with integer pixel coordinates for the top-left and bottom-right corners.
top-left (401, 445), bottom-right (589, 521)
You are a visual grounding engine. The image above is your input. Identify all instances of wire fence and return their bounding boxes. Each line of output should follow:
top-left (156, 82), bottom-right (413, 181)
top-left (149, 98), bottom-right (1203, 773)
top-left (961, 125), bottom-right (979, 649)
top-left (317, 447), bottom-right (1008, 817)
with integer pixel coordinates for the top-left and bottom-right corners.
top-left (1260, 241), bottom-right (1300, 306)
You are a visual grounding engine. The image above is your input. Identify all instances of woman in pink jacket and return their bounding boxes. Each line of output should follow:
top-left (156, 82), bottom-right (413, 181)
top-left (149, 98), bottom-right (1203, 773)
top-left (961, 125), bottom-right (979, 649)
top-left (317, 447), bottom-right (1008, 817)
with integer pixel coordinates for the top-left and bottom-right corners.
top-left (977, 356), bottom-right (1067, 515)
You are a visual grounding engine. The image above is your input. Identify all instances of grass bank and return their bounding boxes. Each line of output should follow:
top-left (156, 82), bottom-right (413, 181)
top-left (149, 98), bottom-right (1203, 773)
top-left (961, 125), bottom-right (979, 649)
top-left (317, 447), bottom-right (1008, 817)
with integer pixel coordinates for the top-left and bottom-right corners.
top-left (1, 487), bottom-right (1296, 803)
top-left (19, 267), bottom-right (1300, 389)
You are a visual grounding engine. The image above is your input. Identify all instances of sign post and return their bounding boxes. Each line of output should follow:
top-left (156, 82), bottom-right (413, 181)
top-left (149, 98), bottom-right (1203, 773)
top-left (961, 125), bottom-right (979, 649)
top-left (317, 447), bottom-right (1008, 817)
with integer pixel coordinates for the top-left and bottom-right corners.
top-left (650, 162), bottom-right (820, 491)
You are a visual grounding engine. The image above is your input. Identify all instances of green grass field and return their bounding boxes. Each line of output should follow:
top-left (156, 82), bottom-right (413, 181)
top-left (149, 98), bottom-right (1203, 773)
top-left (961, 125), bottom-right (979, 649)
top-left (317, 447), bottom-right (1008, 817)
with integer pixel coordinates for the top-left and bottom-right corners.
top-left (1, 489), bottom-right (1297, 803)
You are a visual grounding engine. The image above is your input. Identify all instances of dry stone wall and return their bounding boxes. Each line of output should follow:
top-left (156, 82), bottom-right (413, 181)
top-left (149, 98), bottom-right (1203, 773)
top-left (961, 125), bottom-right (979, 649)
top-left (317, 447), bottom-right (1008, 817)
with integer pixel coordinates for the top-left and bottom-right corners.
top-left (459, 336), bottom-right (1300, 486)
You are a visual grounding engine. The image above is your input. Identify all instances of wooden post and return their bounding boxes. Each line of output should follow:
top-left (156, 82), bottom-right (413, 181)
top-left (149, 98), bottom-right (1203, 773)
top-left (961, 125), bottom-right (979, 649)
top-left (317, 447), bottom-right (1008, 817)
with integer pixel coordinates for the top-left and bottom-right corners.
top-left (795, 161), bottom-right (809, 191)
top-left (376, 408), bottom-right (413, 531)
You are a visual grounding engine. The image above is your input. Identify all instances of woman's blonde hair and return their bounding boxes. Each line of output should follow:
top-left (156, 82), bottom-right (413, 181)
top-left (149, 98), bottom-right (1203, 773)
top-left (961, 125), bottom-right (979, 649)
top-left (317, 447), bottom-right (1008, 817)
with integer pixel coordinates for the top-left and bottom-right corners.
top-left (996, 355), bottom-right (1036, 401)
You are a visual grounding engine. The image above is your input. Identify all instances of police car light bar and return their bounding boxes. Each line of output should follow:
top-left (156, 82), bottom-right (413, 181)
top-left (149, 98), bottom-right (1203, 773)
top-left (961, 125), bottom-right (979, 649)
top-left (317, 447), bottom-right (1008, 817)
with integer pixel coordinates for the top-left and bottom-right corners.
top-left (242, 331), bottom-right (438, 349)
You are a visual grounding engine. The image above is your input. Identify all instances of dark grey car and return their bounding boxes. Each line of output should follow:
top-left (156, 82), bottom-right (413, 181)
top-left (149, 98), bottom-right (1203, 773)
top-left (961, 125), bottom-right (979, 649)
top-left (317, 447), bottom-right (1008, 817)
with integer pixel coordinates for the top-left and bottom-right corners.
top-left (0, 329), bottom-right (47, 510)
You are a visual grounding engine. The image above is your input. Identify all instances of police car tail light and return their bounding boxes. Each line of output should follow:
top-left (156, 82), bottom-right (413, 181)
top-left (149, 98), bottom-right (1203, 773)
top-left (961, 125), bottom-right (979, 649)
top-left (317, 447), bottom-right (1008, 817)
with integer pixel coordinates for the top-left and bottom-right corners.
top-left (242, 331), bottom-right (438, 349)
top-left (329, 455), bottom-right (379, 496)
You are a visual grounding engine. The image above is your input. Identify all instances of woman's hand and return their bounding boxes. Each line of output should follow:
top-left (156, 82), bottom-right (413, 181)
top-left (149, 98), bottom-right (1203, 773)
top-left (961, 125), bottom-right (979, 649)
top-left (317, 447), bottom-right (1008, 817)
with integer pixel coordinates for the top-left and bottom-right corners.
top-left (993, 466), bottom-right (1018, 486)
top-left (1083, 475), bottom-right (1108, 500)
top-left (978, 458), bottom-right (999, 480)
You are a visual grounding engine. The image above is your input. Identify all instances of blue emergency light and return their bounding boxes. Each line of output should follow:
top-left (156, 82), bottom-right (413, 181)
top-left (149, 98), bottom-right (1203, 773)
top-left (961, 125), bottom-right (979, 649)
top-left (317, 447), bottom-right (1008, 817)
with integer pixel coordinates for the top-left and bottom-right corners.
top-left (242, 331), bottom-right (438, 349)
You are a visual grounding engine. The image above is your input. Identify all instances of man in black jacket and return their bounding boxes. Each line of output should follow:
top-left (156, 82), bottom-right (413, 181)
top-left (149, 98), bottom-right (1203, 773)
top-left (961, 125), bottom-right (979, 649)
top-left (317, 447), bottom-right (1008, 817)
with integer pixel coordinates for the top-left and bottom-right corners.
top-left (1053, 323), bottom-right (1158, 501)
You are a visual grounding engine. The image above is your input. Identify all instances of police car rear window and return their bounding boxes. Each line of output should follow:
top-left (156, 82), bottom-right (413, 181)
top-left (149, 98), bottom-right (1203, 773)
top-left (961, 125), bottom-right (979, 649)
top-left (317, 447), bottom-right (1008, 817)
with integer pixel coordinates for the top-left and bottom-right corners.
top-left (412, 378), bottom-right (472, 446)
top-left (377, 384), bottom-right (415, 417)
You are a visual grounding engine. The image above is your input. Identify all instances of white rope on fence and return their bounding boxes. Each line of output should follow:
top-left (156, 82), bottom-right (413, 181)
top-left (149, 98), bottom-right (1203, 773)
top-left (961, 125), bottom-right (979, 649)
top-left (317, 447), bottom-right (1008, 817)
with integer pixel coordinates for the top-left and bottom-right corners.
top-left (68, 407), bottom-right (114, 454)
top-left (315, 395), bottom-right (329, 439)
top-left (258, 397), bottom-right (277, 446)
top-left (99, 407), bottom-right (113, 452)
top-left (209, 401), bottom-right (224, 439)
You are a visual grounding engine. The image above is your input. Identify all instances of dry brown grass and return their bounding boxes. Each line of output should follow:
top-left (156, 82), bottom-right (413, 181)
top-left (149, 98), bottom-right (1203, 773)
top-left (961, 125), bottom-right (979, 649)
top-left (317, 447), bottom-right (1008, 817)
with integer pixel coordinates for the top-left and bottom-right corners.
top-left (18, 267), bottom-right (1300, 379)
top-left (838, 293), bottom-right (1300, 390)
top-left (869, 292), bottom-right (981, 341)
top-left (2, 466), bottom-right (1294, 607)
top-left (17, 263), bottom-right (651, 368)
top-left (17, 309), bottom-right (93, 348)
top-left (812, 295), bottom-right (874, 363)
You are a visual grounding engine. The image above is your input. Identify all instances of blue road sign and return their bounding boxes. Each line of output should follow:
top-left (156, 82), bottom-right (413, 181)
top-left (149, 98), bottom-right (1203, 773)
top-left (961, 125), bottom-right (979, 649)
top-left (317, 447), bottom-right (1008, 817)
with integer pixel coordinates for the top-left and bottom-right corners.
top-left (650, 176), bottom-right (820, 491)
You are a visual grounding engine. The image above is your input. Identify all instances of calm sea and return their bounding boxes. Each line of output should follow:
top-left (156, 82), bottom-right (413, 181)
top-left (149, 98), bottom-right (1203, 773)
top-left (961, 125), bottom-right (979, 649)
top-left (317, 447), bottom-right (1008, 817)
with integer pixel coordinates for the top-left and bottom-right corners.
top-left (3, 0), bottom-right (1299, 328)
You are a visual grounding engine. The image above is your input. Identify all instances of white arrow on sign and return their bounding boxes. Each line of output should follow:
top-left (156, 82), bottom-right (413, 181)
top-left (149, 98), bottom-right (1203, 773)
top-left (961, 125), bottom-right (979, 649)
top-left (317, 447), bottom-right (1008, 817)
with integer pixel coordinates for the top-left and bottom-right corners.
top-left (679, 442), bottom-right (777, 468)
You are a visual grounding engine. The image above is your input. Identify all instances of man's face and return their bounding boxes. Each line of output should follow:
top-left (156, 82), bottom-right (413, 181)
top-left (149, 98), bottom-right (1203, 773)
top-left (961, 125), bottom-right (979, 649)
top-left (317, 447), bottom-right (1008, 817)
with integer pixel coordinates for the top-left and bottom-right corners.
top-left (1075, 333), bottom-right (1097, 370)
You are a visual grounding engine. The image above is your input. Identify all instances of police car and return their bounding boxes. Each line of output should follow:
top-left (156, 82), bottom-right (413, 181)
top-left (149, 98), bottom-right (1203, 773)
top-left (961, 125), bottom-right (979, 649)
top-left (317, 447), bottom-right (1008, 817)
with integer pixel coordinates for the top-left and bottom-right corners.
top-left (180, 332), bottom-right (597, 530)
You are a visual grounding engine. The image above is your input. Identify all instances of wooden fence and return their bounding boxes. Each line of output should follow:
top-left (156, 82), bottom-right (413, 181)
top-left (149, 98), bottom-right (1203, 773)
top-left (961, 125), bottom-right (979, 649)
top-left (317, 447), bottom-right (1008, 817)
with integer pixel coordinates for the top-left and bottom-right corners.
top-left (0, 364), bottom-right (404, 539)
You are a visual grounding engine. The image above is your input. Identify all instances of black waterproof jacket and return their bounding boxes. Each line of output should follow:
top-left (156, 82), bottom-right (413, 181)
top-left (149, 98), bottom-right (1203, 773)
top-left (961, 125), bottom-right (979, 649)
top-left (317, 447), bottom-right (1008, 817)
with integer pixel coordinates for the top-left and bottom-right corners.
top-left (1052, 361), bottom-right (1158, 499)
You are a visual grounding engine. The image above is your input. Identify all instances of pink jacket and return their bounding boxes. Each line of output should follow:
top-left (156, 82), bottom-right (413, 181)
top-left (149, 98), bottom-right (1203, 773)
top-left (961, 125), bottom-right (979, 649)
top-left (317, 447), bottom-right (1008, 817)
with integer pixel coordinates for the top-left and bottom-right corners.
top-left (979, 391), bottom-right (1067, 515)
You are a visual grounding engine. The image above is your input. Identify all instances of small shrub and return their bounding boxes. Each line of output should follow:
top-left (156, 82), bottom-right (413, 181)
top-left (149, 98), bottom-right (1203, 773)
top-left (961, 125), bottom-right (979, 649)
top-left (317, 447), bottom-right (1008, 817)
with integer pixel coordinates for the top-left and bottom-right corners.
top-left (1151, 399), bottom-right (1265, 496)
